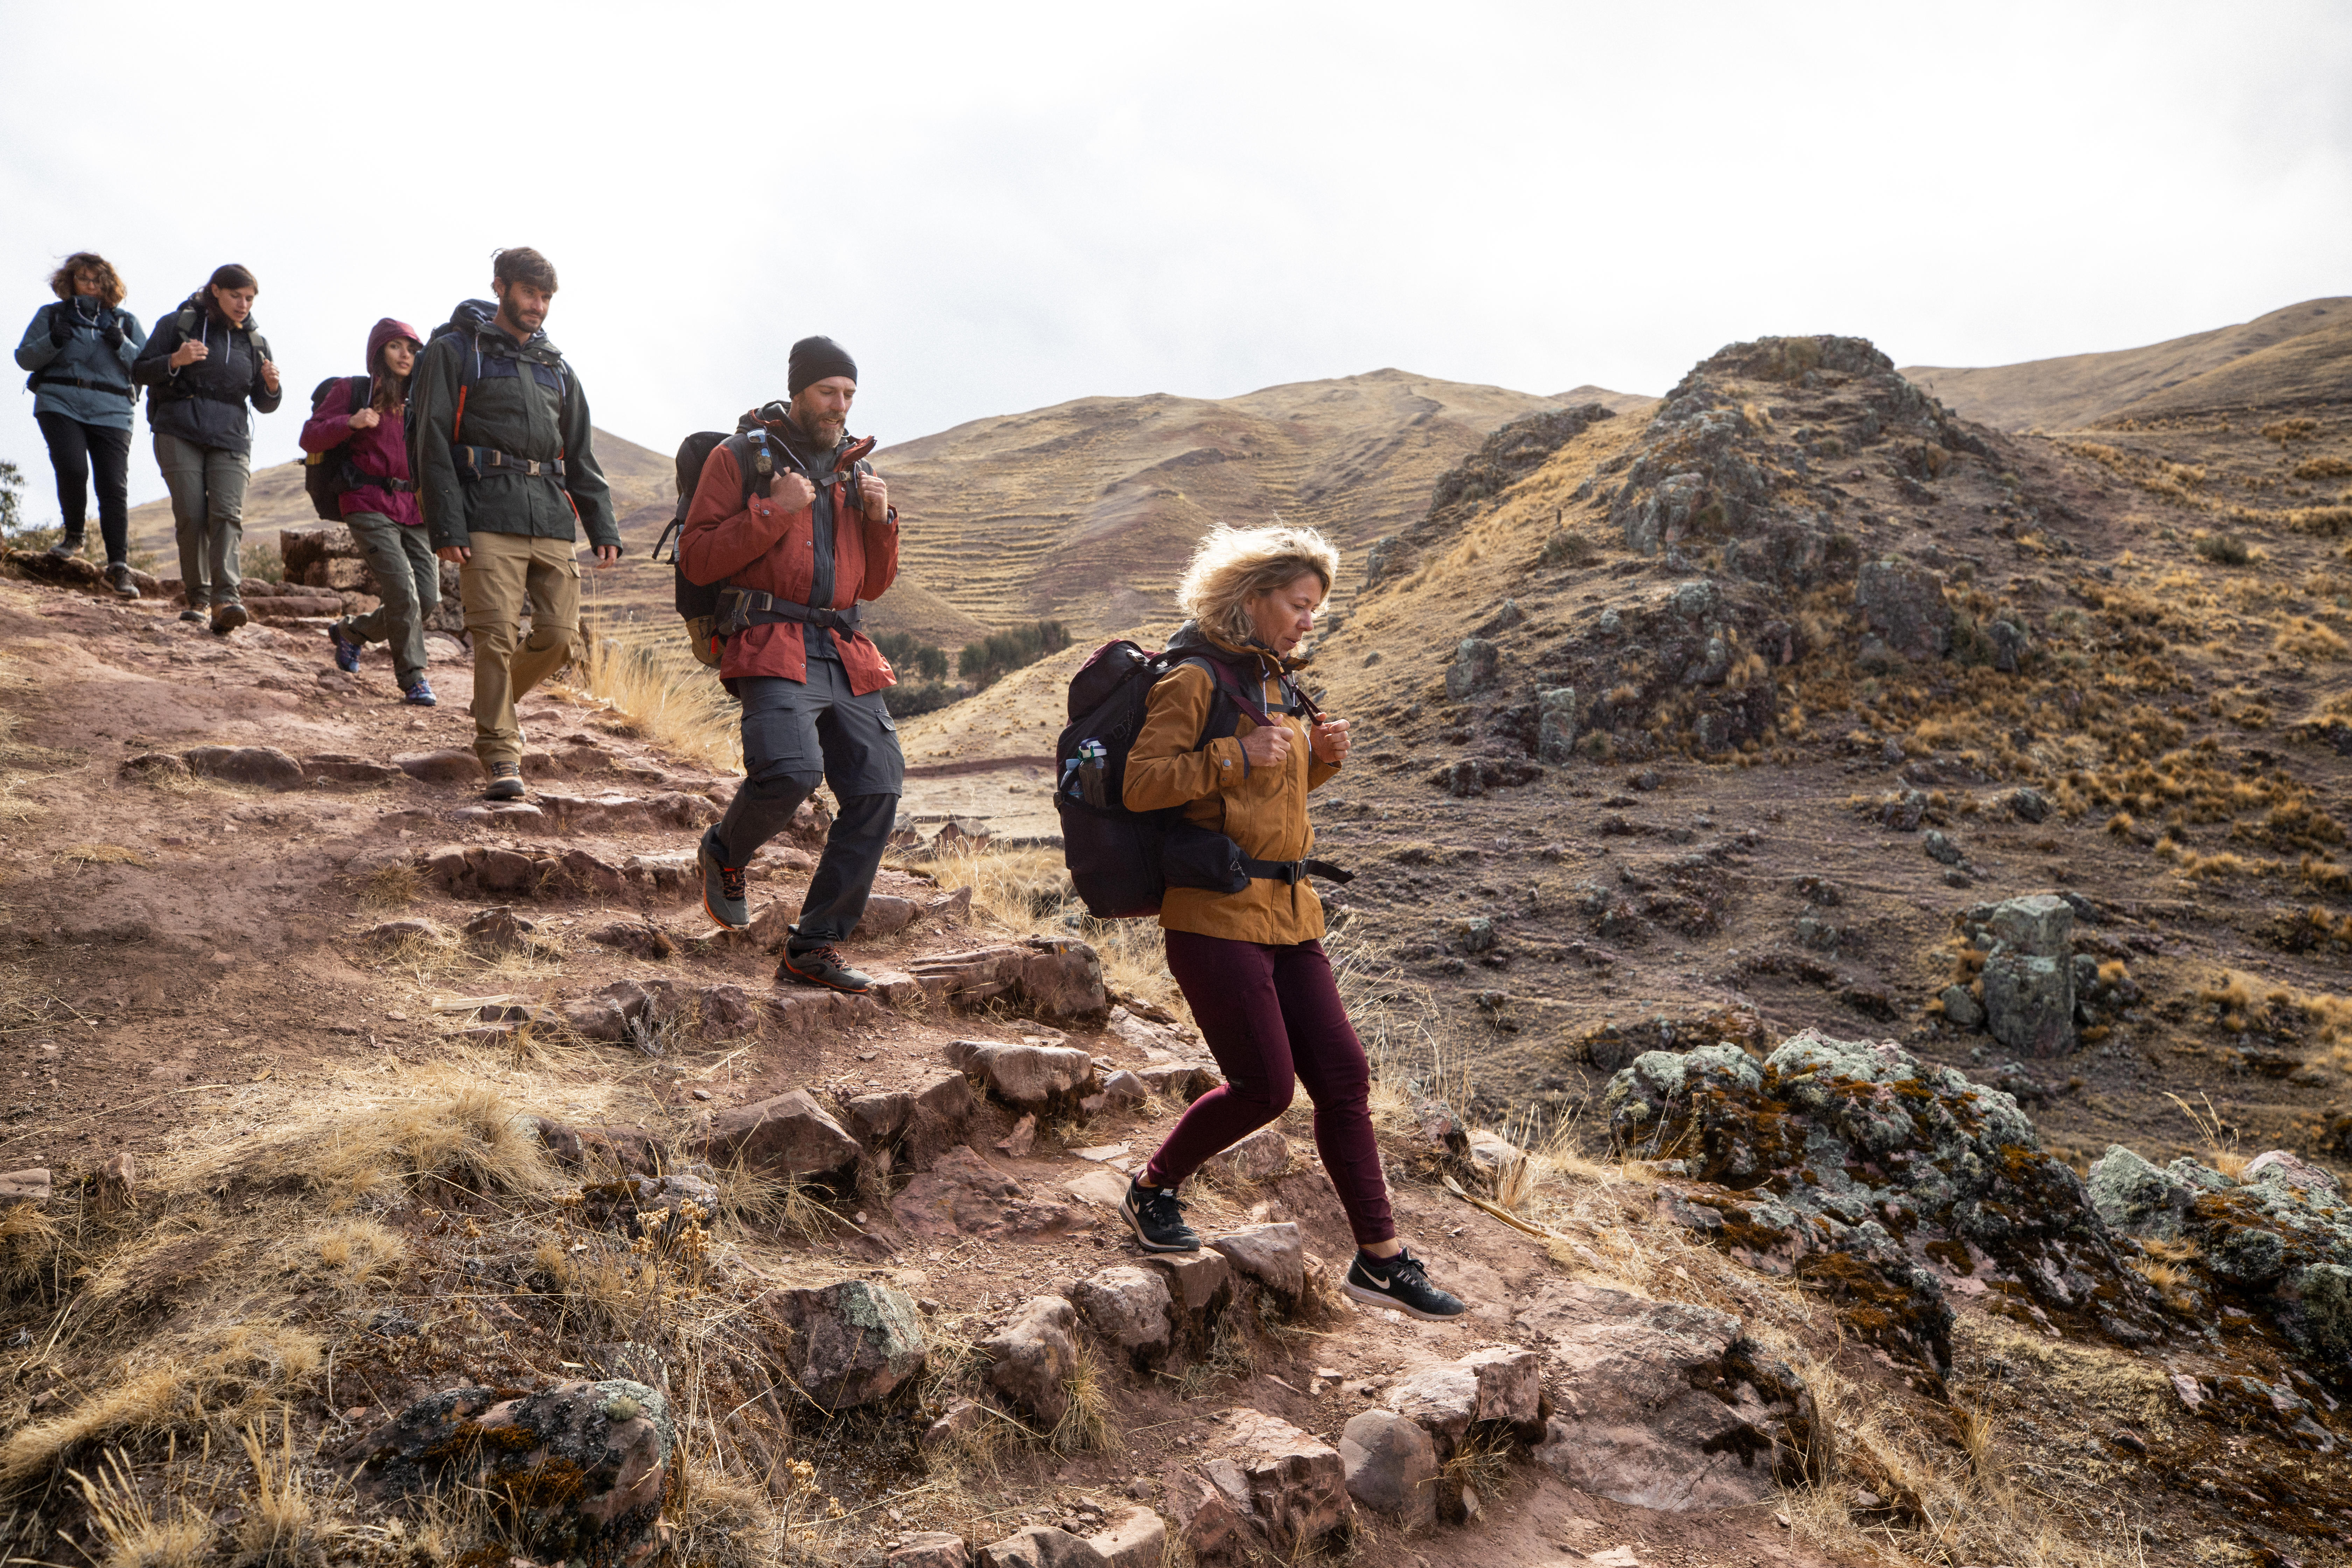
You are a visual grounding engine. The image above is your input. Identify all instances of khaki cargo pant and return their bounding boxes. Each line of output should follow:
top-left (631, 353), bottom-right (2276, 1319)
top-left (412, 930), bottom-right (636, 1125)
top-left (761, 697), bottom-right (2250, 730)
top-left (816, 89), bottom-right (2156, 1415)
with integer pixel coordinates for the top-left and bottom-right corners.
top-left (459, 531), bottom-right (580, 767)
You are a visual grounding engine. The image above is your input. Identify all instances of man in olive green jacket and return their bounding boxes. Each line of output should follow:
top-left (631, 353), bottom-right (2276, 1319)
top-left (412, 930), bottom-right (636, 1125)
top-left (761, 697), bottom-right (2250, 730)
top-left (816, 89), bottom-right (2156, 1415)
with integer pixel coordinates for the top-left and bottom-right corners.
top-left (411, 246), bottom-right (621, 799)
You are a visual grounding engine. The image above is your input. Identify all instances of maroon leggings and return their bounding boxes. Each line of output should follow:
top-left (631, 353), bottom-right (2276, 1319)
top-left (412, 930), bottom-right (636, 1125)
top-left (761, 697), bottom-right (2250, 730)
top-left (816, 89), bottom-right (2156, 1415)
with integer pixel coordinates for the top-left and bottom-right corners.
top-left (1142, 930), bottom-right (1395, 1247)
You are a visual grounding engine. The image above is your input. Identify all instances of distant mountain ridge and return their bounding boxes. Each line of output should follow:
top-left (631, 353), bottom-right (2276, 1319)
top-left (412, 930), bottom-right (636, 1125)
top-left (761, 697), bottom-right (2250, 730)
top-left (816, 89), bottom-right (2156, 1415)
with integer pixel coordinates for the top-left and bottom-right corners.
top-left (1902, 296), bottom-right (2352, 429)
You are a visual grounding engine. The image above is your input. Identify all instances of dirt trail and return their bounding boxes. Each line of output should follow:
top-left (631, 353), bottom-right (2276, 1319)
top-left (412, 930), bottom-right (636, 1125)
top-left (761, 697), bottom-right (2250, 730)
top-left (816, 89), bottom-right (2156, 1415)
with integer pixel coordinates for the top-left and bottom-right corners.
top-left (0, 568), bottom-right (1865, 1568)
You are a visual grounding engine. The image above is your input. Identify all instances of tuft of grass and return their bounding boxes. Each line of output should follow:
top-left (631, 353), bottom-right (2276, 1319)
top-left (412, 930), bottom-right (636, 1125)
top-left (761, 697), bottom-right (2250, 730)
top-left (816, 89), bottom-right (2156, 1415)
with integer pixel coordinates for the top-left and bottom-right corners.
top-left (1050, 1349), bottom-right (1122, 1455)
top-left (2192, 532), bottom-right (2250, 566)
top-left (61, 842), bottom-right (154, 868)
top-left (236, 1412), bottom-right (336, 1567)
top-left (356, 862), bottom-right (420, 910)
top-left (557, 628), bottom-right (742, 776)
top-left (227, 1074), bottom-right (552, 1209)
top-left (71, 1450), bottom-right (213, 1568)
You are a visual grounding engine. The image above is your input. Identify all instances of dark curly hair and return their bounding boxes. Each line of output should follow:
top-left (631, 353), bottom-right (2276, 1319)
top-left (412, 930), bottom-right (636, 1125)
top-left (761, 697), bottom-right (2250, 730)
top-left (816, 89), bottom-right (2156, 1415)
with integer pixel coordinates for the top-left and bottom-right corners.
top-left (48, 252), bottom-right (125, 309)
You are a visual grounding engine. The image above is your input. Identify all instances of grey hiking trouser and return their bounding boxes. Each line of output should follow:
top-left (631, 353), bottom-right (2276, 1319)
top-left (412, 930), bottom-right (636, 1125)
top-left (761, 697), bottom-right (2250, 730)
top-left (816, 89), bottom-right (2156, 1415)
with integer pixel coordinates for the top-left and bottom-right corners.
top-left (715, 658), bottom-right (905, 946)
top-left (154, 432), bottom-right (250, 607)
top-left (338, 511), bottom-right (441, 685)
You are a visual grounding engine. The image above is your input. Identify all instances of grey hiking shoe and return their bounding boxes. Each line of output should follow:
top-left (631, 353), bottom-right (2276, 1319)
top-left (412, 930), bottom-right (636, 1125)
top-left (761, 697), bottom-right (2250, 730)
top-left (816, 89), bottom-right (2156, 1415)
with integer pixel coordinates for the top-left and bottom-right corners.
top-left (105, 563), bottom-right (139, 599)
top-left (697, 827), bottom-right (749, 930)
top-left (1121, 1177), bottom-right (1200, 1253)
top-left (485, 762), bottom-right (525, 801)
top-left (1343, 1245), bottom-right (1466, 1321)
top-left (778, 939), bottom-right (873, 994)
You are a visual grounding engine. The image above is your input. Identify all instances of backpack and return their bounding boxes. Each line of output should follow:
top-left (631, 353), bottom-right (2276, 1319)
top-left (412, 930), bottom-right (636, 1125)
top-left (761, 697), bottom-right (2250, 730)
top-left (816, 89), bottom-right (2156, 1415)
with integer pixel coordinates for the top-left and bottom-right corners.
top-left (302, 375), bottom-right (372, 521)
top-left (1058, 641), bottom-right (1333, 918)
top-left (656, 415), bottom-right (768, 668)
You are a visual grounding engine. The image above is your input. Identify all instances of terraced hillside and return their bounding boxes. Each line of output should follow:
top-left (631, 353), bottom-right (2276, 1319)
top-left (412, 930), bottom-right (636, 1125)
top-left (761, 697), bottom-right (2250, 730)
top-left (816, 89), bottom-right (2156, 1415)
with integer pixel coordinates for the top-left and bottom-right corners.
top-left (1903, 295), bottom-right (2352, 430)
top-left (874, 369), bottom-right (1570, 633)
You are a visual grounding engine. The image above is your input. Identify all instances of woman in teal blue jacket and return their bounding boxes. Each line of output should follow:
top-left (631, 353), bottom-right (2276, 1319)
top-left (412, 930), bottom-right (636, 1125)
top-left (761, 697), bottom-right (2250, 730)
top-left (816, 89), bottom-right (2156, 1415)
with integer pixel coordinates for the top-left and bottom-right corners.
top-left (14, 252), bottom-right (147, 597)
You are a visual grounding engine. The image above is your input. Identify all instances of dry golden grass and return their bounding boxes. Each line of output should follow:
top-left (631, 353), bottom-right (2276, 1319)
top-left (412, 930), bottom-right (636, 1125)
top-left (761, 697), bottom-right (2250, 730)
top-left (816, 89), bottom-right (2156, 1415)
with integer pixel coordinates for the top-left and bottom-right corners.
top-left (920, 843), bottom-right (1186, 1018)
top-left (235, 1412), bottom-right (336, 1567)
top-left (1, 1324), bottom-right (322, 1487)
top-left (70, 1450), bottom-right (213, 1568)
top-left (559, 628), bottom-right (743, 776)
top-left (61, 842), bottom-right (153, 868)
top-left (1050, 1349), bottom-right (1124, 1455)
top-left (355, 862), bottom-right (420, 910)
top-left (225, 1073), bottom-right (553, 1209)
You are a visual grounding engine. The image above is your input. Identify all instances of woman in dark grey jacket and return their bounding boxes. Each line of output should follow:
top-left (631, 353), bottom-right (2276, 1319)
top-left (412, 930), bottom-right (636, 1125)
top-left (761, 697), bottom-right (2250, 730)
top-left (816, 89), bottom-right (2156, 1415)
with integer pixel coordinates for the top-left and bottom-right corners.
top-left (14, 252), bottom-right (147, 597)
top-left (132, 263), bottom-right (282, 632)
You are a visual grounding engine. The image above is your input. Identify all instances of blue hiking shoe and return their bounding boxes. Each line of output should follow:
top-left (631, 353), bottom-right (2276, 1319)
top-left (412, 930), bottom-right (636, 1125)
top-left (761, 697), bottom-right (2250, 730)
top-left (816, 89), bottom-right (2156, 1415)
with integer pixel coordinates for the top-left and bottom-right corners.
top-left (402, 677), bottom-right (438, 707)
top-left (328, 620), bottom-right (363, 673)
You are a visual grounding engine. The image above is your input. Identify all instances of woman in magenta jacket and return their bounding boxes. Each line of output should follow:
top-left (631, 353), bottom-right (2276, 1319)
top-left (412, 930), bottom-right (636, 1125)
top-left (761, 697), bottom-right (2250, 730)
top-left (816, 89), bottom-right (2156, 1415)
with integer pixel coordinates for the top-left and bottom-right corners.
top-left (301, 317), bottom-right (438, 704)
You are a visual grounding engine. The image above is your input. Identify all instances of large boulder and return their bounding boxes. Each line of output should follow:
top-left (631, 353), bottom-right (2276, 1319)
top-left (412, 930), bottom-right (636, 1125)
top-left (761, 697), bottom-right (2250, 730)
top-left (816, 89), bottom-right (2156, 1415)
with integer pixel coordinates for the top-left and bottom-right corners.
top-left (759, 1281), bottom-right (926, 1410)
top-left (1206, 1223), bottom-right (1304, 1307)
top-left (1386, 1345), bottom-right (1544, 1450)
top-left (345, 1381), bottom-right (670, 1568)
top-left (978, 1295), bottom-right (1079, 1426)
top-left (1337, 1409), bottom-right (1437, 1527)
top-left (701, 1089), bottom-right (861, 1181)
top-left (1070, 1266), bottom-right (1173, 1366)
top-left (1854, 559), bottom-right (1951, 658)
top-left (1198, 1409), bottom-right (1351, 1557)
top-left (1603, 1028), bottom-right (2165, 1370)
top-left (1975, 893), bottom-right (2077, 1057)
top-left (947, 1039), bottom-right (1098, 1111)
top-left (1520, 1281), bottom-right (1815, 1510)
top-left (977, 1528), bottom-right (1109, 1568)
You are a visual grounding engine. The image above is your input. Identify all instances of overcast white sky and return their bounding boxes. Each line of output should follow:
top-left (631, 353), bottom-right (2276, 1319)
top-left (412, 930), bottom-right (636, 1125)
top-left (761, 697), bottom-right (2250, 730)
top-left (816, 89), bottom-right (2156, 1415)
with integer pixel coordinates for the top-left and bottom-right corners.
top-left (3, 0), bottom-right (2348, 524)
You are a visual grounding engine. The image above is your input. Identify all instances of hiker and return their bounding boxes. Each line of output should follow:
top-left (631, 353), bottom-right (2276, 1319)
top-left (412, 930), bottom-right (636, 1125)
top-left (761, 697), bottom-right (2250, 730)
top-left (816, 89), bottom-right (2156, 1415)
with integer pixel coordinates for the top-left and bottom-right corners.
top-left (677, 335), bottom-right (903, 994)
top-left (15, 253), bottom-right (147, 597)
top-left (411, 248), bottom-right (619, 799)
top-left (302, 318), bottom-right (438, 706)
top-left (1116, 523), bottom-right (1468, 1320)
top-left (131, 264), bottom-right (281, 631)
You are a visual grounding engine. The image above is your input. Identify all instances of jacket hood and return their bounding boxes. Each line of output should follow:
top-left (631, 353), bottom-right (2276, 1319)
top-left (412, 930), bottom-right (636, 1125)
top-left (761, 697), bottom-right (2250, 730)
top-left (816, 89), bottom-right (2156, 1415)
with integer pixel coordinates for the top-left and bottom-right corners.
top-left (367, 317), bottom-right (422, 372)
top-left (445, 298), bottom-right (555, 355)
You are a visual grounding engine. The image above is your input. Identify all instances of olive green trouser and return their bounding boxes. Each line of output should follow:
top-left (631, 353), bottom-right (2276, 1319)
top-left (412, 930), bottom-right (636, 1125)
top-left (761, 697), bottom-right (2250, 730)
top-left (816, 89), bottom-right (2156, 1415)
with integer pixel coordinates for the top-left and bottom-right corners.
top-left (458, 530), bottom-right (579, 766)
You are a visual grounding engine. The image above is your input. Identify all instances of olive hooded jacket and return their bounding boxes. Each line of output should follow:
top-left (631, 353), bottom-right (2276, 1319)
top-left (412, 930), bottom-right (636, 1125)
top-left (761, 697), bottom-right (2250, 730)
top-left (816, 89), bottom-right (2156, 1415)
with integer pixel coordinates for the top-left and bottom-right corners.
top-left (407, 300), bottom-right (618, 554)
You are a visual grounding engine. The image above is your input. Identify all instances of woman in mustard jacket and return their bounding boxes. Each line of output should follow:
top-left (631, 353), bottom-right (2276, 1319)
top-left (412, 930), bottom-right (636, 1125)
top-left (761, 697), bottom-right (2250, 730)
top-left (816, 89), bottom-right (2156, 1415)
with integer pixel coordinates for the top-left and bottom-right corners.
top-left (1118, 523), bottom-right (1466, 1320)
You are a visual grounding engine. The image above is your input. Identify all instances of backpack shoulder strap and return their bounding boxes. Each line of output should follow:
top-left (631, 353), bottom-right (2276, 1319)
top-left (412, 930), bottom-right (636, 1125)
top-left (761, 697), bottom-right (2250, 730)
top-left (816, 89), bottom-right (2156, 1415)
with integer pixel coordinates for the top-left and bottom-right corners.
top-left (349, 375), bottom-right (371, 419)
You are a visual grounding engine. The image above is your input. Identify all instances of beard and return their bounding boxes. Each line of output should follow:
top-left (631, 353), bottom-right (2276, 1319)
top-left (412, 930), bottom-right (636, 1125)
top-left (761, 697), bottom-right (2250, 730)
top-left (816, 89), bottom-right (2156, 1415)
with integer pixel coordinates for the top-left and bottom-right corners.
top-left (788, 396), bottom-right (845, 446)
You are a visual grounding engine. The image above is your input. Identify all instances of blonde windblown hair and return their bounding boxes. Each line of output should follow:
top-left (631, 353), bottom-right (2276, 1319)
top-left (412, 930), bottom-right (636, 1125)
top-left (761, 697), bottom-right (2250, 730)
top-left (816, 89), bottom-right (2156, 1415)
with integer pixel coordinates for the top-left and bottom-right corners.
top-left (1176, 523), bottom-right (1341, 646)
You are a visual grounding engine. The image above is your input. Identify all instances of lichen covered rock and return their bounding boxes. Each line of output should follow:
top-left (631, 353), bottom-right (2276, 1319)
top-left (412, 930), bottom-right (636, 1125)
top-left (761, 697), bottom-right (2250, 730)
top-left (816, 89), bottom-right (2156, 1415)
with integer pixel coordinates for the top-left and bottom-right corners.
top-left (1605, 1027), bottom-right (2163, 1370)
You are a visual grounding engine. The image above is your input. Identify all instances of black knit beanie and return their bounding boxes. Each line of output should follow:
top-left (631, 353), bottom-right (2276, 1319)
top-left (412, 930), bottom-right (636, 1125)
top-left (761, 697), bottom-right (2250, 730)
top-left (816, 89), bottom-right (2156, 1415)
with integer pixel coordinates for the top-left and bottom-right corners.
top-left (788, 335), bottom-right (858, 396)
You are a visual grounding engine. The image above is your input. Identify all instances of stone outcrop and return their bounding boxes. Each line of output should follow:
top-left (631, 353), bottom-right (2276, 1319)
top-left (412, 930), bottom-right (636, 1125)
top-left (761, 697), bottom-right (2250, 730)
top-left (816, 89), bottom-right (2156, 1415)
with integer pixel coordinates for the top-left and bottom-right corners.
top-left (183, 744), bottom-right (303, 789)
top-left (344, 1381), bottom-right (671, 1568)
top-left (1206, 1223), bottom-right (1305, 1308)
top-left (1854, 559), bottom-right (1952, 658)
top-left (1519, 1281), bottom-right (1818, 1510)
top-left (1069, 1266), bottom-right (1173, 1367)
top-left (978, 1295), bottom-right (1079, 1426)
top-left (2088, 1145), bottom-right (2352, 1360)
top-left (1337, 1409), bottom-right (1437, 1527)
top-left (1604, 1028), bottom-right (2164, 1369)
top-left (701, 1090), bottom-right (861, 1181)
top-left (759, 1280), bottom-right (927, 1410)
top-left (1168, 1409), bottom-right (1350, 1561)
top-left (1971, 893), bottom-right (2077, 1057)
top-left (913, 940), bottom-right (1111, 1024)
top-left (947, 1038), bottom-right (1099, 1111)
top-left (1386, 1345), bottom-right (1545, 1450)
top-left (893, 1148), bottom-right (1074, 1240)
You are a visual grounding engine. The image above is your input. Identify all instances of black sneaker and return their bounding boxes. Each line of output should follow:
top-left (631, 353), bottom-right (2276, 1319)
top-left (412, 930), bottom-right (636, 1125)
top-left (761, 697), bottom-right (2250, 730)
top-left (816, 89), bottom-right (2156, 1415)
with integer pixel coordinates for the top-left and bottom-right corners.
top-left (45, 535), bottom-right (84, 559)
top-left (697, 827), bottom-right (749, 930)
top-left (485, 762), bottom-right (525, 801)
top-left (105, 563), bottom-right (139, 599)
top-left (1121, 1177), bottom-right (1200, 1253)
top-left (209, 602), bottom-right (248, 636)
top-left (1343, 1246), bottom-right (1466, 1321)
top-left (178, 603), bottom-right (206, 624)
top-left (778, 941), bottom-right (873, 993)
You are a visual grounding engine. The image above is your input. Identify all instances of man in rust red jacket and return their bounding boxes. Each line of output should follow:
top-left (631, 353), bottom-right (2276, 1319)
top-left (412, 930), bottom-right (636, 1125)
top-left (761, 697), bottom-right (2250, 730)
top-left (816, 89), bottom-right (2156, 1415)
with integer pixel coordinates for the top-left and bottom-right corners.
top-left (679, 336), bottom-right (903, 993)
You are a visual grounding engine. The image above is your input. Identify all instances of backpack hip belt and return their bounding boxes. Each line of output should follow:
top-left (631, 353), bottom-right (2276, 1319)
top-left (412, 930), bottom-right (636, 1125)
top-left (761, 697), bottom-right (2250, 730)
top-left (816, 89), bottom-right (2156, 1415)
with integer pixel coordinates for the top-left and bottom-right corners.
top-left (30, 372), bottom-right (132, 398)
top-left (454, 446), bottom-right (565, 481)
top-left (715, 587), bottom-right (861, 637)
top-left (1238, 856), bottom-right (1353, 887)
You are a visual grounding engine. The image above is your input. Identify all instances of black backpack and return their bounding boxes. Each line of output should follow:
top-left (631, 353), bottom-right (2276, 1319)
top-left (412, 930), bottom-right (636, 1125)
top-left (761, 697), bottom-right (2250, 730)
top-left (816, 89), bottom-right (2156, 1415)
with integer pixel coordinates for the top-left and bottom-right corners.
top-left (657, 415), bottom-right (768, 668)
top-left (302, 375), bottom-right (372, 522)
top-left (1056, 641), bottom-right (1351, 918)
